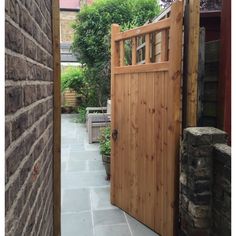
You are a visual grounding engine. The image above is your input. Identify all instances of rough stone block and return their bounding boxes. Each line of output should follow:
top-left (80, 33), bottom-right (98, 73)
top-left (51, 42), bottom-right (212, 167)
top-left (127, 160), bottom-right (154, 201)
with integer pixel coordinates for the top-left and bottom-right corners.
top-left (8, 0), bottom-right (20, 24)
top-left (188, 201), bottom-right (210, 218)
top-left (189, 192), bottom-right (211, 205)
top-left (34, 5), bottom-right (43, 27)
top-left (6, 55), bottom-right (27, 81)
top-left (185, 127), bottom-right (227, 146)
top-left (5, 122), bottom-right (11, 150)
top-left (5, 21), bottom-right (24, 54)
top-left (25, 0), bottom-right (35, 16)
top-left (214, 144), bottom-right (231, 166)
top-left (32, 23), bottom-right (43, 45)
top-left (188, 145), bottom-right (212, 158)
top-left (180, 195), bottom-right (189, 211)
top-left (11, 111), bottom-right (29, 141)
top-left (24, 85), bottom-right (37, 106)
top-left (188, 180), bottom-right (211, 193)
top-left (189, 167), bottom-right (211, 181)
top-left (24, 37), bottom-right (37, 60)
top-left (5, 86), bottom-right (23, 114)
top-left (190, 157), bottom-right (212, 170)
top-left (19, 7), bottom-right (33, 35)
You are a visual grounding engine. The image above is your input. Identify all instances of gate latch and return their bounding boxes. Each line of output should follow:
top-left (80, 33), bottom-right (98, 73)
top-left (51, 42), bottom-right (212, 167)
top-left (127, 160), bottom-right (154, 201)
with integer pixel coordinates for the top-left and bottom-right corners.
top-left (112, 129), bottom-right (118, 141)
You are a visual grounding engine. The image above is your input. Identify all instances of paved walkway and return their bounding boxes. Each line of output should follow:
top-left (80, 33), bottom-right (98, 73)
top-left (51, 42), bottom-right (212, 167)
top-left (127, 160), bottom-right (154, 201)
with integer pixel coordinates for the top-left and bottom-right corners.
top-left (61, 114), bottom-right (159, 236)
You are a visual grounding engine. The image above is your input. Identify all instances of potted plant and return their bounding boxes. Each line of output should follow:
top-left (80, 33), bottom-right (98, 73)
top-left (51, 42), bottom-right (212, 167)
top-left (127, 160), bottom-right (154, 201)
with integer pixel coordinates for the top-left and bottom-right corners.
top-left (99, 127), bottom-right (111, 180)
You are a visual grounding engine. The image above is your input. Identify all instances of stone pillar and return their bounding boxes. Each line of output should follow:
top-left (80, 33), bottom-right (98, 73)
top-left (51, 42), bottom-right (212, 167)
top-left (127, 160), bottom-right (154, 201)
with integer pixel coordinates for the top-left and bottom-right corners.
top-left (179, 127), bottom-right (227, 236)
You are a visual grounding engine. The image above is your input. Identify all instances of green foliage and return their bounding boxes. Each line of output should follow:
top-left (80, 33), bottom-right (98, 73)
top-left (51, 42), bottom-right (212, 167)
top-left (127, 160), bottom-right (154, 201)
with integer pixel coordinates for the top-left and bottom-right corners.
top-left (99, 127), bottom-right (111, 156)
top-left (61, 67), bottom-right (84, 92)
top-left (72, 0), bottom-right (160, 106)
top-left (61, 66), bottom-right (100, 108)
top-left (76, 107), bottom-right (87, 123)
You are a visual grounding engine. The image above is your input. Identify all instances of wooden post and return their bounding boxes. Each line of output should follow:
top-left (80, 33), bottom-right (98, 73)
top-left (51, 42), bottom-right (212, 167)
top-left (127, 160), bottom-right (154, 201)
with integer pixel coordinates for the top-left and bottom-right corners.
top-left (167, 1), bottom-right (183, 235)
top-left (186, 0), bottom-right (200, 126)
top-left (145, 34), bottom-right (150, 63)
top-left (110, 24), bottom-right (120, 204)
top-left (119, 40), bottom-right (124, 66)
top-left (132, 37), bottom-right (137, 65)
top-left (52, 0), bottom-right (61, 235)
top-left (218, 0), bottom-right (231, 144)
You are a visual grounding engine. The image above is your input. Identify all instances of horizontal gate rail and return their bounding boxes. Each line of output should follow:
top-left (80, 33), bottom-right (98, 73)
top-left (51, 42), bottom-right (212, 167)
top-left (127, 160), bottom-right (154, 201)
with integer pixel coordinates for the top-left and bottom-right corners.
top-left (114, 18), bottom-right (171, 41)
top-left (114, 62), bottom-right (169, 74)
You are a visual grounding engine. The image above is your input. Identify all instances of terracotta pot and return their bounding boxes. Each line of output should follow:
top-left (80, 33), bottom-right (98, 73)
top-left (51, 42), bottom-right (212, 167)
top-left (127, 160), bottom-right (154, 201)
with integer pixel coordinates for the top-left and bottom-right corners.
top-left (102, 154), bottom-right (110, 180)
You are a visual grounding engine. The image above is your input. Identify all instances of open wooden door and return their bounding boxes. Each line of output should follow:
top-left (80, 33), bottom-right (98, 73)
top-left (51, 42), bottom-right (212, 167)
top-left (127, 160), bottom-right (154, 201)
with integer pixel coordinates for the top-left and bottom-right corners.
top-left (110, 1), bottom-right (183, 236)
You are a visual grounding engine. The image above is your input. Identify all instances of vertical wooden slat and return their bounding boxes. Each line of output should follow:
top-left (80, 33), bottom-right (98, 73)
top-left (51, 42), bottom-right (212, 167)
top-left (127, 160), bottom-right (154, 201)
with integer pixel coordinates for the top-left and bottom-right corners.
top-left (197, 28), bottom-right (205, 125)
top-left (120, 40), bottom-right (125, 66)
top-left (167, 1), bottom-right (183, 236)
top-left (111, 24), bottom-right (120, 204)
top-left (154, 71), bottom-right (165, 233)
top-left (132, 37), bottom-right (137, 65)
top-left (138, 72), bottom-right (146, 222)
top-left (52, 0), bottom-right (61, 235)
top-left (130, 73), bottom-right (139, 216)
top-left (161, 30), bottom-right (168, 61)
top-left (218, 0), bottom-right (231, 143)
top-left (145, 34), bottom-right (150, 63)
top-left (144, 72), bottom-right (155, 228)
top-left (123, 73), bottom-right (131, 212)
top-left (186, 0), bottom-right (200, 126)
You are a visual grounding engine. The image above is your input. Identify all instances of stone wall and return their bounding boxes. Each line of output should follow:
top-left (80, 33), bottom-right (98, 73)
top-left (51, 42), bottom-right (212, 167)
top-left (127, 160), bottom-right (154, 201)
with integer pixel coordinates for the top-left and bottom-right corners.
top-left (211, 144), bottom-right (231, 236)
top-left (5, 0), bottom-right (54, 235)
top-left (179, 127), bottom-right (231, 236)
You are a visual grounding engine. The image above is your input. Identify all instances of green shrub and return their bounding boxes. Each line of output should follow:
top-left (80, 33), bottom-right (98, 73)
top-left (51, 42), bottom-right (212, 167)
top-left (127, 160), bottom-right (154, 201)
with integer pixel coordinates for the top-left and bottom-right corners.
top-left (76, 107), bottom-right (87, 123)
top-left (61, 66), bottom-right (100, 108)
top-left (99, 127), bottom-right (111, 156)
top-left (61, 67), bottom-right (84, 93)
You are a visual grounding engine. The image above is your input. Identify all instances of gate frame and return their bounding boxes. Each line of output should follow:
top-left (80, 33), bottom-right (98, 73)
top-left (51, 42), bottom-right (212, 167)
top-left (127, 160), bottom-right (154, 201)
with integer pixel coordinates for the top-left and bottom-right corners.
top-left (110, 1), bottom-right (183, 235)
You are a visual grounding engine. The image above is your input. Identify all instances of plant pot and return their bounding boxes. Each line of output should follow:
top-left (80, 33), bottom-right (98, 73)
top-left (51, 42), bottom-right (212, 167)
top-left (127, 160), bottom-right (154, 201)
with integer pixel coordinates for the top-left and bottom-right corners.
top-left (102, 154), bottom-right (110, 180)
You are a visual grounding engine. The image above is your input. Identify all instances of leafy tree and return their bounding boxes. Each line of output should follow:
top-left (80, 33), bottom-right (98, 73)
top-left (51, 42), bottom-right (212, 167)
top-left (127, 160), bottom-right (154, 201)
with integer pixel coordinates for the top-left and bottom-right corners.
top-left (72, 0), bottom-right (160, 106)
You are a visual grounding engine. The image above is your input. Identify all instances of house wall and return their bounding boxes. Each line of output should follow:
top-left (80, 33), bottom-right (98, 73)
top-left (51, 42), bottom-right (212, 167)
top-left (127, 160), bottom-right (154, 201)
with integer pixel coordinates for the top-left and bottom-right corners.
top-left (80, 0), bottom-right (94, 8)
top-left (5, 0), bottom-right (54, 235)
top-left (60, 11), bottom-right (77, 43)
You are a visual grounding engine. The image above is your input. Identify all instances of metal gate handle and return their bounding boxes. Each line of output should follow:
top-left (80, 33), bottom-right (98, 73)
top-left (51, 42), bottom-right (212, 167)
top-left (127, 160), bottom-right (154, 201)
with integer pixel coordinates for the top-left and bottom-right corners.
top-left (112, 129), bottom-right (118, 141)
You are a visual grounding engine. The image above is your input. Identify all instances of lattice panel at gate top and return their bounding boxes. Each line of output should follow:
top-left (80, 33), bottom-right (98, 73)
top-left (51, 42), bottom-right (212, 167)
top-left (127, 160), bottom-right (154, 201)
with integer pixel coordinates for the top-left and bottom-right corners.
top-left (111, 17), bottom-right (171, 74)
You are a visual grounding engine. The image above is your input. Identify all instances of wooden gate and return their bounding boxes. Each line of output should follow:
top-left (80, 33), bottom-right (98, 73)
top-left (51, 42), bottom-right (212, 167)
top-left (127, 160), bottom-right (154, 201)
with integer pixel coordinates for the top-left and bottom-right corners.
top-left (110, 1), bottom-right (183, 236)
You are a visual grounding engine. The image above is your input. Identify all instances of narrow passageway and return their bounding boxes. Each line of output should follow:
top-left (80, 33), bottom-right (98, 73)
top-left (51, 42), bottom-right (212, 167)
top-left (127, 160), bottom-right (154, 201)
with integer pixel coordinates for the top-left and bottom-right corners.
top-left (61, 114), bottom-right (159, 236)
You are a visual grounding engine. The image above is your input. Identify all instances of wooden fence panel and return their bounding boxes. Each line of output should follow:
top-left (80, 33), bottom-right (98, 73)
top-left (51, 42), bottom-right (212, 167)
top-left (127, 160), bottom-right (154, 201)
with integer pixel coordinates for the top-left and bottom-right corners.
top-left (111, 1), bottom-right (183, 236)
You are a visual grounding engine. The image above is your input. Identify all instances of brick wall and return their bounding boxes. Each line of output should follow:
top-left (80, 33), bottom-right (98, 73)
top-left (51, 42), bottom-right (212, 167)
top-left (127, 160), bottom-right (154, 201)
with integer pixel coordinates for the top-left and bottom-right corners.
top-left (179, 127), bottom-right (231, 236)
top-left (5, 0), bottom-right (54, 235)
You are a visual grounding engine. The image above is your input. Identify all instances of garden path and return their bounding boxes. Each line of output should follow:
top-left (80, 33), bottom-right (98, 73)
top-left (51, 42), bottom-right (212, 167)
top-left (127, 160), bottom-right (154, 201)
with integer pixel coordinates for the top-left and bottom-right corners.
top-left (61, 114), bottom-right (159, 236)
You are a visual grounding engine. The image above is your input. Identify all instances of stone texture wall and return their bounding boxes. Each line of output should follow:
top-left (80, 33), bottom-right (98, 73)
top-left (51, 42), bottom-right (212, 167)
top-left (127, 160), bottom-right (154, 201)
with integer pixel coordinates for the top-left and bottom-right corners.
top-left (5, 0), bottom-right (54, 235)
top-left (211, 144), bottom-right (231, 236)
top-left (179, 127), bottom-right (231, 236)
